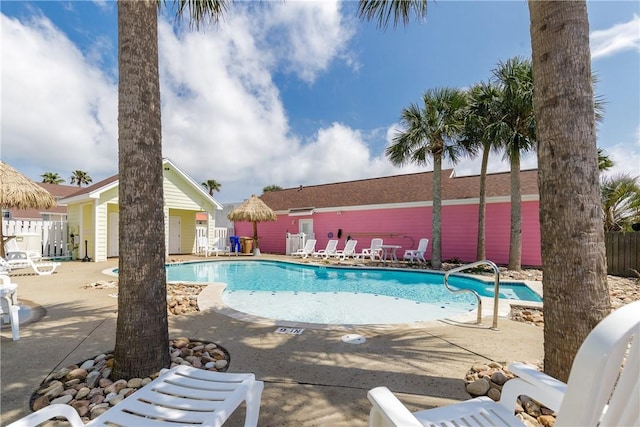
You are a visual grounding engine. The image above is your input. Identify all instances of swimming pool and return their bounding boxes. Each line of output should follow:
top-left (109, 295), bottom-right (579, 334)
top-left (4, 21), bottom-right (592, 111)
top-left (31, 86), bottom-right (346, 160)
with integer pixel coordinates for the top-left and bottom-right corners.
top-left (165, 260), bottom-right (542, 325)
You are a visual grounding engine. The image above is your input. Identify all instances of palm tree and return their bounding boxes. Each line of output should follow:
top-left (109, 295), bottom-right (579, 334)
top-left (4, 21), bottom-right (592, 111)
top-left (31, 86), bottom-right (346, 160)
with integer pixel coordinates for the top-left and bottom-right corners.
top-left (201, 179), bottom-right (222, 196)
top-left (113, 0), bottom-right (229, 381)
top-left (387, 87), bottom-right (467, 269)
top-left (41, 172), bottom-right (65, 184)
top-left (461, 82), bottom-right (502, 261)
top-left (529, 1), bottom-right (610, 381)
top-left (597, 147), bottom-right (614, 171)
top-left (490, 57), bottom-right (536, 271)
top-left (359, 0), bottom-right (610, 383)
top-left (263, 184), bottom-right (283, 193)
top-left (69, 170), bottom-right (93, 187)
top-left (601, 174), bottom-right (640, 232)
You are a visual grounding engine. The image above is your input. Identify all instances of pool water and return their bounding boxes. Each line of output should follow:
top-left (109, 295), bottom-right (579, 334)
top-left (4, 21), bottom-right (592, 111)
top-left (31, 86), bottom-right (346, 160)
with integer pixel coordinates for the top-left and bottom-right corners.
top-left (165, 260), bottom-right (542, 325)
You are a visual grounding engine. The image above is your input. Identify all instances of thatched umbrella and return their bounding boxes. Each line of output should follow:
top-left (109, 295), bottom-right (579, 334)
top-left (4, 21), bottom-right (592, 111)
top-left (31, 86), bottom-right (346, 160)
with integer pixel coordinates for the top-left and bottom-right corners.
top-left (227, 194), bottom-right (277, 253)
top-left (0, 161), bottom-right (57, 257)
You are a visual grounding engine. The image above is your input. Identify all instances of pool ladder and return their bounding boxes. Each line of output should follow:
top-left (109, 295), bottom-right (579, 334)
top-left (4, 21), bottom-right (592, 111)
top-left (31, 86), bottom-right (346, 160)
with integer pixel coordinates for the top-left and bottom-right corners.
top-left (443, 260), bottom-right (501, 329)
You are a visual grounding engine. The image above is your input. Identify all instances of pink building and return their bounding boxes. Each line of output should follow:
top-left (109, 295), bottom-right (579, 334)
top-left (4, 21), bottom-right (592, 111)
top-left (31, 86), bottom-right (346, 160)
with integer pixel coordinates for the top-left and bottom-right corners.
top-left (234, 169), bottom-right (542, 267)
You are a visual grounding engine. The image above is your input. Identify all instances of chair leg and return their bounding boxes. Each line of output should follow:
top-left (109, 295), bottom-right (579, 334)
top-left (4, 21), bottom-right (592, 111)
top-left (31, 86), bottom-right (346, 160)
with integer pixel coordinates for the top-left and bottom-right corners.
top-left (243, 381), bottom-right (264, 427)
top-left (10, 305), bottom-right (20, 340)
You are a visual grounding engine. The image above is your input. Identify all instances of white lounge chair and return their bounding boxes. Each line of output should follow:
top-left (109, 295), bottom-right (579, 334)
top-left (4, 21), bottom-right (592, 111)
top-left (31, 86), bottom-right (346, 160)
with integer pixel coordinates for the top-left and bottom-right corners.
top-left (0, 256), bottom-right (60, 276)
top-left (403, 238), bottom-right (429, 263)
top-left (8, 365), bottom-right (264, 427)
top-left (313, 239), bottom-right (339, 259)
top-left (333, 239), bottom-right (358, 260)
top-left (292, 239), bottom-right (316, 259)
top-left (197, 237), bottom-right (224, 257)
top-left (0, 274), bottom-right (19, 341)
top-left (368, 300), bottom-right (640, 427)
top-left (4, 238), bottom-right (42, 261)
top-left (359, 238), bottom-right (384, 261)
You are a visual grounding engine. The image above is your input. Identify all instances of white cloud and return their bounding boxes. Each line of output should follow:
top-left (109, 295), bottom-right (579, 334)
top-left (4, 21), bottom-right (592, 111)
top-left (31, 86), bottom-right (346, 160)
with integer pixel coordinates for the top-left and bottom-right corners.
top-left (259, 1), bottom-right (358, 84)
top-left (0, 13), bottom-right (118, 181)
top-left (603, 127), bottom-right (640, 178)
top-left (591, 14), bottom-right (640, 59)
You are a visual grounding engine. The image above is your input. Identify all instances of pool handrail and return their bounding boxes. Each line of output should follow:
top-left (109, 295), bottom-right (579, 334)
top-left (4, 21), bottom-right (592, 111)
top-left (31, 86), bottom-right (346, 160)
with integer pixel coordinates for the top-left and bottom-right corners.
top-left (443, 260), bottom-right (500, 329)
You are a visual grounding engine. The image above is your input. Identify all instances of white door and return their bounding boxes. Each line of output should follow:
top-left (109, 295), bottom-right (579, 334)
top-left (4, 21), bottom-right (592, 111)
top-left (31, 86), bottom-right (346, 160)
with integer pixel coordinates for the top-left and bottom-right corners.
top-left (169, 216), bottom-right (181, 254)
top-left (108, 212), bottom-right (119, 257)
top-left (299, 219), bottom-right (314, 240)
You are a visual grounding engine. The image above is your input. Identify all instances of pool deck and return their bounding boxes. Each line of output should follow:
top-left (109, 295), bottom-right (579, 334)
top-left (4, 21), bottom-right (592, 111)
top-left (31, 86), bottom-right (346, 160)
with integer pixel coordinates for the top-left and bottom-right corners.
top-left (0, 255), bottom-right (543, 426)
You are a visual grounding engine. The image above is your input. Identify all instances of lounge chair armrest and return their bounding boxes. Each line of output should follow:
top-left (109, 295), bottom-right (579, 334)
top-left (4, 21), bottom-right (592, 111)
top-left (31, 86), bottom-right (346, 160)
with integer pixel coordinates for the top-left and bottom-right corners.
top-left (500, 363), bottom-right (567, 412)
top-left (367, 387), bottom-right (423, 427)
top-left (7, 404), bottom-right (85, 427)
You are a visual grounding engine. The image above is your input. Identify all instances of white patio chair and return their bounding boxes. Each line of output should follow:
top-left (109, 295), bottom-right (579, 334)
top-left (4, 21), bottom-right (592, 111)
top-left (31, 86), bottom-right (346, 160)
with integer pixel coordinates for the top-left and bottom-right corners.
top-left (360, 238), bottom-right (384, 261)
top-left (403, 238), bottom-right (429, 263)
top-left (292, 239), bottom-right (316, 259)
top-left (368, 300), bottom-right (640, 427)
top-left (0, 274), bottom-right (20, 340)
top-left (197, 237), bottom-right (224, 257)
top-left (4, 238), bottom-right (42, 261)
top-left (8, 365), bottom-right (264, 427)
top-left (332, 239), bottom-right (358, 260)
top-left (313, 239), bottom-right (339, 259)
top-left (1, 256), bottom-right (60, 276)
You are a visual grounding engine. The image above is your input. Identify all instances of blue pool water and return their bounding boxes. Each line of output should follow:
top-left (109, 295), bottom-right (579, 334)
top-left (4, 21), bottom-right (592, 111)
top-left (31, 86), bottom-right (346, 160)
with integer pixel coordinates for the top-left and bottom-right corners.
top-left (165, 260), bottom-right (542, 325)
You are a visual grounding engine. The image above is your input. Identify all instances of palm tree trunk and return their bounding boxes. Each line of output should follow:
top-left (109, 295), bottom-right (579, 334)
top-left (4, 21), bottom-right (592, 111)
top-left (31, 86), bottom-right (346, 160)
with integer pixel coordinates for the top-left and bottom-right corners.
top-left (431, 152), bottom-right (442, 269)
top-left (529, 0), bottom-right (610, 382)
top-left (113, 0), bottom-right (170, 380)
top-left (476, 143), bottom-right (489, 260)
top-left (508, 151), bottom-right (522, 270)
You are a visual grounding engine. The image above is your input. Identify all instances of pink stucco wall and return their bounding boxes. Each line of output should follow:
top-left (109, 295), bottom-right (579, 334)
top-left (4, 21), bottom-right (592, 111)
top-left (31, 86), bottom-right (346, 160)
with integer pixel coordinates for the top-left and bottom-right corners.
top-left (234, 201), bottom-right (542, 266)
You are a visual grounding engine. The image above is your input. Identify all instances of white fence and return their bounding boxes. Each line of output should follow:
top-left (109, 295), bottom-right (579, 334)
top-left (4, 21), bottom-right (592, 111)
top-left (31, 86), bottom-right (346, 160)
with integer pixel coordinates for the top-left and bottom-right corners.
top-left (2, 220), bottom-right (70, 259)
top-left (196, 226), bottom-right (234, 251)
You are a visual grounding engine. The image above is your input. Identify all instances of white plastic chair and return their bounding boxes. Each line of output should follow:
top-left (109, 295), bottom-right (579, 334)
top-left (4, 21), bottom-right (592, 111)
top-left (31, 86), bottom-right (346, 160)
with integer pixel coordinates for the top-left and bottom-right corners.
top-left (0, 274), bottom-right (20, 340)
top-left (292, 239), bottom-right (316, 259)
top-left (197, 237), bottom-right (224, 257)
top-left (403, 238), bottom-right (429, 263)
top-left (1, 256), bottom-right (60, 275)
top-left (313, 239), bottom-right (339, 259)
top-left (368, 300), bottom-right (640, 427)
top-left (360, 238), bottom-right (384, 261)
top-left (333, 239), bottom-right (358, 260)
top-left (4, 238), bottom-right (42, 261)
top-left (8, 365), bottom-right (264, 427)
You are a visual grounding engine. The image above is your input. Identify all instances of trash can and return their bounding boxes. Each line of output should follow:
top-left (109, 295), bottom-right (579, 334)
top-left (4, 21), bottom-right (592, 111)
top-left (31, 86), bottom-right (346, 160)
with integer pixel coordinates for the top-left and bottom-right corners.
top-left (229, 236), bottom-right (241, 254)
top-left (240, 237), bottom-right (254, 254)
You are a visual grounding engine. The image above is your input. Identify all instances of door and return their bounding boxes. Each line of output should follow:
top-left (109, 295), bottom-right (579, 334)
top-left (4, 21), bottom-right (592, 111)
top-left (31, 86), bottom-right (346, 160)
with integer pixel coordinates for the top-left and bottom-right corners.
top-left (108, 212), bottom-right (119, 257)
top-left (299, 219), bottom-right (314, 240)
top-left (169, 216), bottom-right (181, 254)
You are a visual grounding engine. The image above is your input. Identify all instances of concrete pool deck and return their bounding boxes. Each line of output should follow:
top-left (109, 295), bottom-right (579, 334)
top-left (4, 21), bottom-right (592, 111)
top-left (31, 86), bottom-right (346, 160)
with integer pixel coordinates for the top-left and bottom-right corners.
top-left (0, 255), bottom-right (543, 426)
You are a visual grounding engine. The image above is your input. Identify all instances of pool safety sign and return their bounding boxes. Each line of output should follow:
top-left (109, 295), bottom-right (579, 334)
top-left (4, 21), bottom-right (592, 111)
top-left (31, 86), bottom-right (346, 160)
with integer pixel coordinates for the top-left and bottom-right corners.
top-left (275, 327), bottom-right (304, 335)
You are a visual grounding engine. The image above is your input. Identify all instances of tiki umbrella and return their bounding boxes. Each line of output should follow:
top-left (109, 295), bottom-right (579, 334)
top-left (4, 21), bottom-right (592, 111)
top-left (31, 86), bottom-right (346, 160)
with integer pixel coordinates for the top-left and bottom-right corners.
top-left (0, 162), bottom-right (57, 257)
top-left (227, 194), bottom-right (277, 253)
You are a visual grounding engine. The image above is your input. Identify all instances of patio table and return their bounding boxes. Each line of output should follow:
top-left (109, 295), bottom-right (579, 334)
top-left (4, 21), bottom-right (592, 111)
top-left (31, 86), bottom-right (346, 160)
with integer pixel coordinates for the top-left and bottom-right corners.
top-left (379, 245), bottom-right (402, 263)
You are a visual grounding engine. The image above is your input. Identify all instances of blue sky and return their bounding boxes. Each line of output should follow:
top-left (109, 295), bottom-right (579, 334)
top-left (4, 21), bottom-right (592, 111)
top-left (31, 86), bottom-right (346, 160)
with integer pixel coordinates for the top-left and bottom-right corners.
top-left (1, 1), bottom-right (638, 203)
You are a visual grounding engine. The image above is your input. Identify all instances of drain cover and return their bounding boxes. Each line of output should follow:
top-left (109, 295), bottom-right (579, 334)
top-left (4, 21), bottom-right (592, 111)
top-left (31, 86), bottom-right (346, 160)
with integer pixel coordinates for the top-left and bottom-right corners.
top-left (341, 334), bottom-right (366, 344)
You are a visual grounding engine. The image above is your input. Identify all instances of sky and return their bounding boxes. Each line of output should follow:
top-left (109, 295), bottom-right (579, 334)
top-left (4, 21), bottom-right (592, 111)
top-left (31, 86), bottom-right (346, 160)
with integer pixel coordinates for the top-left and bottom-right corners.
top-left (1, 1), bottom-right (639, 203)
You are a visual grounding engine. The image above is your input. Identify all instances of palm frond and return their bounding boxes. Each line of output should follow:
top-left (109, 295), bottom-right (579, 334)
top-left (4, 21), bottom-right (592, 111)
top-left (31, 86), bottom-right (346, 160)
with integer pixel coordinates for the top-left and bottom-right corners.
top-left (358, 0), bottom-right (428, 29)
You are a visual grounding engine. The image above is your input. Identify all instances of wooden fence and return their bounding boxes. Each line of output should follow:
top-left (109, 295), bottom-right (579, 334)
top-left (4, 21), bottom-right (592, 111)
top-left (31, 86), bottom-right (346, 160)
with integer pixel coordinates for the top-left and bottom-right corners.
top-left (606, 232), bottom-right (640, 277)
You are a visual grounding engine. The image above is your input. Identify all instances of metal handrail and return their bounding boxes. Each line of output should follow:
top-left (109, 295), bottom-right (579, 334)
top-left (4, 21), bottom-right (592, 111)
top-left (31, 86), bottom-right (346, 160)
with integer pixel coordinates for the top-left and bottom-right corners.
top-left (443, 260), bottom-right (501, 329)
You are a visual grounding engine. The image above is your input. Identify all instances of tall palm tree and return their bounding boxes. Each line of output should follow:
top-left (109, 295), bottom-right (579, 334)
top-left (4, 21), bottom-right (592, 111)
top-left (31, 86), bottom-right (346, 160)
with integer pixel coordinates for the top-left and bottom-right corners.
top-left (41, 172), bottom-right (65, 184)
top-left (490, 57), bottom-right (536, 271)
top-left (114, 0), bottom-right (229, 381)
top-left (359, 0), bottom-right (610, 382)
top-left (387, 87), bottom-right (467, 269)
top-left (201, 179), bottom-right (222, 196)
top-left (69, 170), bottom-right (93, 187)
top-left (462, 82), bottom-right (502, 261)
top-left (601, 173), bottom-right (640, 232)
top-left (529, 1), bottom-right (610, 381)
